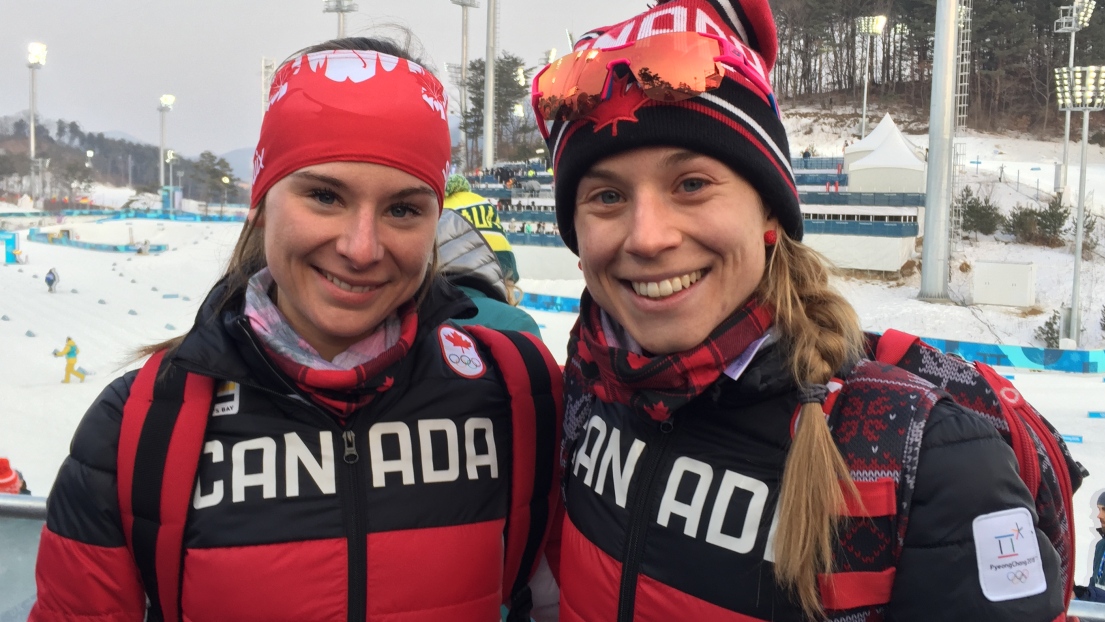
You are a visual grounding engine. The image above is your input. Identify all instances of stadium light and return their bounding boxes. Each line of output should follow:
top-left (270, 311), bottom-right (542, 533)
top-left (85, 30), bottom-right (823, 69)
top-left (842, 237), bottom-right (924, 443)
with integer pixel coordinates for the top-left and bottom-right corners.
top-left (27, 42), bottom-right (47, 204)
top-left (1055, 1), bottom-right (1097, 196)
top-left (856, 16), bottom-right (887, 138)
top-left (85, 150), bottom-right (94, 169)
top-left (158, 94), bottom-right (175, 188)
top-left (1054, 65), bottom-right (1105, 346)
top-left (322, 0), bottom-right (358, 38)
top-left (451, 0), bottom-right (480, 172)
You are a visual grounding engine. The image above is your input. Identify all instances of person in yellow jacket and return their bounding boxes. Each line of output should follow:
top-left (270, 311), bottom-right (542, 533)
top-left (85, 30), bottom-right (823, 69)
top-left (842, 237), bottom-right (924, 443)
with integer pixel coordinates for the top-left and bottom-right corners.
top-left (53, 337), bottom-right (85, 383)
top-left (443, 175), bottom-right (521, 285)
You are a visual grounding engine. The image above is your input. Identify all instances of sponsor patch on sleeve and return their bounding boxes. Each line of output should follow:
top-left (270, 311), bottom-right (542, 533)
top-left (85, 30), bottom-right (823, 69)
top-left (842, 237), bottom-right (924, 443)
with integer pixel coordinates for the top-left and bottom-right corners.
top-left (972, 507), bottom-right (1047, 602)
top-left (212, 381), bottom-right (240, 416)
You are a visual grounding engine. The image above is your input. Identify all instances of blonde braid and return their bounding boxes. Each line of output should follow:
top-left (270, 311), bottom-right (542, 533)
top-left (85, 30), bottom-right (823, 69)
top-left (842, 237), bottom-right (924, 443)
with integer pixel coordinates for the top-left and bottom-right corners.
top-left (756, 233), bottom-right (864, 618)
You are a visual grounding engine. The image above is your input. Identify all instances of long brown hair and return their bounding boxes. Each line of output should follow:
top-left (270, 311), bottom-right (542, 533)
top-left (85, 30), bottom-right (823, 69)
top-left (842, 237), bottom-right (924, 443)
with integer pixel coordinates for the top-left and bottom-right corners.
top-left (136, 35), bottom-right (440, 361)
top-left (755, 233), bottom-right (864, 618)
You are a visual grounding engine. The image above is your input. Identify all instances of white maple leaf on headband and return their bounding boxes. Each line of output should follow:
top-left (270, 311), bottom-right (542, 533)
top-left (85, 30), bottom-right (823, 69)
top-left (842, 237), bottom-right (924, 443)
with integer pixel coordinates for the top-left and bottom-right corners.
top-left (302, 50), bottom-right (403, 84)
top-left (268, 80), bottom-right (288, 107)
top-left (419, 71), bottom-right (449, 121)
top-left (252, 149), bottom-right (266, 186)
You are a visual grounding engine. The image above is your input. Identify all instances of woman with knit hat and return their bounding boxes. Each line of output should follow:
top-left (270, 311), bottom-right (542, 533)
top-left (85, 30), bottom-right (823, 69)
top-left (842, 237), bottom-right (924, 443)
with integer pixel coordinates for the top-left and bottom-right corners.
top-left (32, 36), bottom-right (561, 622)
top-left (535, 1), bottom-right (1064, 620)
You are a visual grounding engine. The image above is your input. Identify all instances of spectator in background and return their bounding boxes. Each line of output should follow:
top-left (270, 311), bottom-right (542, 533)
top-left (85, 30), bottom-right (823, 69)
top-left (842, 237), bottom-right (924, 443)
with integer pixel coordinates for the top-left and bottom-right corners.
top-left (1075, 491), bottom-right (1105, 603)
top-left (45, 267), bottom-right (58, 293)
top-left (436, 209), bottom-right (540, 336)
top-left (443, 174), bottom-right (522, 284)
top-left (0, 458), bottom-right (30, 495)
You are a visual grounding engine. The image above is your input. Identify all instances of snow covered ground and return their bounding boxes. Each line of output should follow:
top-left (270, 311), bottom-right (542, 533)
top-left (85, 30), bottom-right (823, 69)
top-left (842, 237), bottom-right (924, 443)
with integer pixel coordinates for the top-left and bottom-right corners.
top-left (5, 122), bottom-right (1105, 584)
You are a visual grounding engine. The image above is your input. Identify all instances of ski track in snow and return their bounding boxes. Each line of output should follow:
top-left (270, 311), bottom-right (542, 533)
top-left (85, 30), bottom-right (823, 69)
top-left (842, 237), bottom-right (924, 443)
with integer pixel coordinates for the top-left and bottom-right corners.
top-left (5, 126), bottom-right (1105, 583)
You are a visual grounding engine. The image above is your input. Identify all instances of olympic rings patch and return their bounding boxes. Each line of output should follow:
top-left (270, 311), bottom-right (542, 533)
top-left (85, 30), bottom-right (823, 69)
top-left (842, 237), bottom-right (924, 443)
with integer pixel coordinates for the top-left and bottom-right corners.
top-left (438, 326), bottom-right (486, 379)
top-left (1006, 570), bottom-right (1029, 584)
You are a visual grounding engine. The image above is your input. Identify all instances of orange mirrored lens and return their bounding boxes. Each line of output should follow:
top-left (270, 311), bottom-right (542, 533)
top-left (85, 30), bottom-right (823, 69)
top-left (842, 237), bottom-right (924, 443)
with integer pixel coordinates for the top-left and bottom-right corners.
top-left (622, 33), bottom-right (723, 102)
top-left (535, 32), bottom-right (724, 121)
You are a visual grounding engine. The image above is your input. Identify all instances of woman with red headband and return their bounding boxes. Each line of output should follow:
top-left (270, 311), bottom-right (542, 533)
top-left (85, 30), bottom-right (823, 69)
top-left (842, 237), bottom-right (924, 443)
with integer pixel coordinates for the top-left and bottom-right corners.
top-left (535, 1), bottom-right (1068, 620)
top-left (30, 37), bottom-right (561, 622)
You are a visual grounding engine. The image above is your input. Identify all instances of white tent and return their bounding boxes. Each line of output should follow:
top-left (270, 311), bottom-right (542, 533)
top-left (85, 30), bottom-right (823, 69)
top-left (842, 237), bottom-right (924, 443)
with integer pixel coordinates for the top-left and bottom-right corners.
top-left (844, 114), bottom-right (923, 171)
top-left (848, 130), bottom-right (926, 193)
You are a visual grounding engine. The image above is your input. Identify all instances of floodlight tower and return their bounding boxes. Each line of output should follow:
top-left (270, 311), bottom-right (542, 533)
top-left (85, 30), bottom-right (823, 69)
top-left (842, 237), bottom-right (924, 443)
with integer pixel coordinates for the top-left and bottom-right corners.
top-left (1055, 1), bottom-right (1096, 198)
top-left (483, 0), bottom-right (498, 172)
top-left (919, 0), bottom-right (958, 301)
top-left (452, 0), bottom-right (480, 171)
top-left (158, 94), bottom-right (175, 188)
top-left (323, 0), bottom-right (358, 38)
top-left (27, 42), bottom-right (47, 201)
top-left (857, 16), bottom-right (887, 138)
top-left (1054, 65), bottom-right (1105, 346)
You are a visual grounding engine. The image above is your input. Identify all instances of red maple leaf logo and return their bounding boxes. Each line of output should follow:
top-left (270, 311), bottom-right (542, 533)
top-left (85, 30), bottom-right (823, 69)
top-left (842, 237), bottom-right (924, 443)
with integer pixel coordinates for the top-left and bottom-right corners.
top-left (445, 330), bottom-right (473, 351)
top-left (378, 376), bottom-right (394, 391)
top-left (643, 401), bottom-right (671, 421)
top-left (583, 72), bottom-right (650, 137)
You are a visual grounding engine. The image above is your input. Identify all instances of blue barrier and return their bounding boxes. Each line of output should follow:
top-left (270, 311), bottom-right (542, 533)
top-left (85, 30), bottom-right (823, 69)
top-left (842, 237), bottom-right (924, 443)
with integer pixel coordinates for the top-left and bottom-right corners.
top-left (26, 230), bottom-right (169, 254)
top-left (791, 156), bottom-right (844, 170)
top-left (505, 233), bottom-right (566, 248)
top-left (519, 293), bottom-right (581, 314)
top-left (799, 192), bottom-right (926, 207)
top-left (501, 211), bottom-right (557, 223)
top-left (1063, 435), bottom-right (1084, 444)
top-left (802, 220), bottom-right (919, 237)
top-left (795, 173), bottom-right (849, 186)
top-left (1090, 412), bottom-right (1105, 419)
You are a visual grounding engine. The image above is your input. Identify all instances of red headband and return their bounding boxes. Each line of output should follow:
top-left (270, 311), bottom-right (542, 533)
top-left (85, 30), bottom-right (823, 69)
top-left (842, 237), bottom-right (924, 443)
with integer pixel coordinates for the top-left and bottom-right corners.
top-left (251, 49), bottom-right (452, 209)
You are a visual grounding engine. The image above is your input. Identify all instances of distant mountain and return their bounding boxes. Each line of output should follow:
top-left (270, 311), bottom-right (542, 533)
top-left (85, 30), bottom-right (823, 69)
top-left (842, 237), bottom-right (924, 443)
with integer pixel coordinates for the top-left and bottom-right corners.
top-left (220, 148), bottom-right (254, 183)
top-left (102, 130), bottom-right (146, 144)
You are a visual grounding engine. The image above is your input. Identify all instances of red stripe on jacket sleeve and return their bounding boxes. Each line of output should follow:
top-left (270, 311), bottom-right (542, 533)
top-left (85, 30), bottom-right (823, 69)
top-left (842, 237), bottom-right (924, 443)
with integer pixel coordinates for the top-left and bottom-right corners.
top-left (29, 527), bottom-right (145, 622)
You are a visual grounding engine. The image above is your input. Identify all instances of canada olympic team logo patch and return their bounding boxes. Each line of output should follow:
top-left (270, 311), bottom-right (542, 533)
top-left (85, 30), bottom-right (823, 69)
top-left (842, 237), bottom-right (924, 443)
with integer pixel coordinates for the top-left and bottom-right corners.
top-left (438, 326), bottom-right (486, 379)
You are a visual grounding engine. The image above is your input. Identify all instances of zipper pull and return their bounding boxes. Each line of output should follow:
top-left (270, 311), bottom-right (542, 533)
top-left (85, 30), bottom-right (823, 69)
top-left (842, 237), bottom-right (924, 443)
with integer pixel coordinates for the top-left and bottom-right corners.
top-left (343, 430), bottom-right (359, 464)
top-left (659, 417), bottom-right (675, 434)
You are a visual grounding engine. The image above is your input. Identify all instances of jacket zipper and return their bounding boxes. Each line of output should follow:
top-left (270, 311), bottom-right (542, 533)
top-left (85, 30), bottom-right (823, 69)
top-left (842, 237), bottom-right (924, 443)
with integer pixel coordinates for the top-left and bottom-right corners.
top-left (187, 321), bottom-right (372, 622)
top-left (616, 417), bottom-right (675, 622)
top-left (342, 429), bottom-right (370, 622)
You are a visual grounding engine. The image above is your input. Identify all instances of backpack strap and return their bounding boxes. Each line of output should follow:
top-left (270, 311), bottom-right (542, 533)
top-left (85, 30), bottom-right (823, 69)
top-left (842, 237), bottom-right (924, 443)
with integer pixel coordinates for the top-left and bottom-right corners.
top-left (872, 329), bottom-right (921, 366)
top-left (464, 326), bottom-right (563, 621)
top-left (117, 351), bottom-right (215, 622)
top-left (821, 360), bottom-right (942, 614)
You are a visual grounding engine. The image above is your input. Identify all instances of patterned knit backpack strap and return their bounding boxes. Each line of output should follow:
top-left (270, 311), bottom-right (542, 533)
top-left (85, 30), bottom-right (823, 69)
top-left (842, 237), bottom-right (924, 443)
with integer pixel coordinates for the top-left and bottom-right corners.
top-left (821, 359), bottom-right (944, 616)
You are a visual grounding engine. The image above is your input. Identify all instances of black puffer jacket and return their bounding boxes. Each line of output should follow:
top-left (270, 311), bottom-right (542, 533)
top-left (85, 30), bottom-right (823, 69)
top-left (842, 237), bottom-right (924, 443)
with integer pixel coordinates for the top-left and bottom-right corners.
top-left (559, 342), bottom-right (1065, 622)
top-left (32, 278), bottom-right (561, 622)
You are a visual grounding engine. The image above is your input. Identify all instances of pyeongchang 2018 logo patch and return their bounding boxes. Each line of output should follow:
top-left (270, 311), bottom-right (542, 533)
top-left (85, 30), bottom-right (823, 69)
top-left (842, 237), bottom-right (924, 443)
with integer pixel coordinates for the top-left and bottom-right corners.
top-left (212, 381), bottom-right (241, 416)
top-left (438, 326), bottom-right (486, 379)
top-left (972, 507), bottom-right (1047, 602)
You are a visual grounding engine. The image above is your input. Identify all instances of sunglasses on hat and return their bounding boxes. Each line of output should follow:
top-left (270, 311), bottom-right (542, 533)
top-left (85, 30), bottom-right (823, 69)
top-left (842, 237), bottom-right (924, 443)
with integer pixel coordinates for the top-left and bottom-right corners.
top-left (531, 31), bottom-right (780, 140)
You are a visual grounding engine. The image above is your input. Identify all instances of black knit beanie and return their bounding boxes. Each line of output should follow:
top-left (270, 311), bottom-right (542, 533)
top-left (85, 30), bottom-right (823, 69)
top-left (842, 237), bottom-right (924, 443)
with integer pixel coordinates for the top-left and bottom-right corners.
top-left (539, 0), bottom-right (800, 254)
top-left (1097, 490), bottom-right (1105, 507)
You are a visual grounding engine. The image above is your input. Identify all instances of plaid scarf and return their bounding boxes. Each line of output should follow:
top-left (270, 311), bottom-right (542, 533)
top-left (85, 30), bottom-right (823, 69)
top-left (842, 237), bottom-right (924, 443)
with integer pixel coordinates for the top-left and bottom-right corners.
top-left (563, 290), bottom-right (773, 468)
top-left (244, 269), bottom-right (418, 420)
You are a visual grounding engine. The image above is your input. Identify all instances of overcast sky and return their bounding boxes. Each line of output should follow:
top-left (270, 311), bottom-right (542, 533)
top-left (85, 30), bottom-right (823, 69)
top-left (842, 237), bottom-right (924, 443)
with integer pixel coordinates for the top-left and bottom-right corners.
top-left (2, 0), bottom-right (648, 158)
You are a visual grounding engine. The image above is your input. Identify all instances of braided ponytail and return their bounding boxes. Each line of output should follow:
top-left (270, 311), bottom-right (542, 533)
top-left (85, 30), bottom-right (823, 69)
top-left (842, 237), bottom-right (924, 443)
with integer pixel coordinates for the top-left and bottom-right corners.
top-left (756, 233), bottom-right (864, 618)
